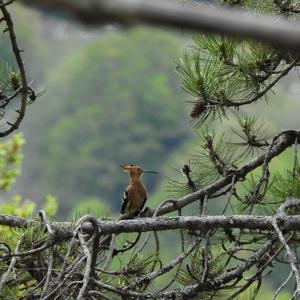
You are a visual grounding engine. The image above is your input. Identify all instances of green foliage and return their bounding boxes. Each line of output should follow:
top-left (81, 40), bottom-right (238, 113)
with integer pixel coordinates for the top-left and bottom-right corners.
top-left (231, 117), bottom-right (271, 157)
top-left (0, 195), bottom-right (35, 217)
top-left (0, 195), bottom-right (58, 220)
top-left (44, 195), bottom-right (58, 218)
top-left (69, 197), bottom-right (110, 219)
top-left (194, 131), bottom-right (238, 177)
top-left (0, 129), bottom-right (57, 252)
top-left (0, 59), bottom-right (16, 93)
top-left (177, 32), bottom-right (284, 125)
top-left (235, 283), bottom-right (261, 300)
top-left (0, 196), bottom-right (58, 298)
top-left (177, 246), bottom-right (224, 286)
top-left (0, 133), bottom-right (24, 190)
top-left (110, 252), bottom-right (157, 289)
top-left (0, 190), bottom-right (58, 298)
top-left (229, 146), bottom-right (300, 215)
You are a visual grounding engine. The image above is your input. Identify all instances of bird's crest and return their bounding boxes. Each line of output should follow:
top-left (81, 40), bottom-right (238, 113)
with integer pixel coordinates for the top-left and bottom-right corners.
top-left (121, 164), bottom-right (143, 177)
top-left (120, 164), bottom-right (159, 177)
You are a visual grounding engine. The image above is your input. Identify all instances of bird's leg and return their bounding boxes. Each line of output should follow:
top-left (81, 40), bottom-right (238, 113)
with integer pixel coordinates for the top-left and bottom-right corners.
top-left (139, 207), bottom-right (151, 217)
top-left (119, 213), bottom-right (135, 220)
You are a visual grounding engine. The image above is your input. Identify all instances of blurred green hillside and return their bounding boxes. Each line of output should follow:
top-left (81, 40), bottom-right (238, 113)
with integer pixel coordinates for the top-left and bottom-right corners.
top-left (13, 14), bottom-right (191, 214)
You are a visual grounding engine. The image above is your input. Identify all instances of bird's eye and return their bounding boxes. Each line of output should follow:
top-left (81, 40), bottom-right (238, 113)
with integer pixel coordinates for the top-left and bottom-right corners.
top-left (130, 164), bottom-right (133, 166)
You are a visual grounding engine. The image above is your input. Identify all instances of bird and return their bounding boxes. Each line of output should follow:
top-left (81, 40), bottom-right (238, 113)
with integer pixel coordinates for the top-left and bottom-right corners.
top-left (120, 164), bottom-right (158, 217)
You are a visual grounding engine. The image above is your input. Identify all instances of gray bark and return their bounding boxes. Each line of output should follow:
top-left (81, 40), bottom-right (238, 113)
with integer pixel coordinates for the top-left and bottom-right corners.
top-left (1, 213), bottom-right (300, 236)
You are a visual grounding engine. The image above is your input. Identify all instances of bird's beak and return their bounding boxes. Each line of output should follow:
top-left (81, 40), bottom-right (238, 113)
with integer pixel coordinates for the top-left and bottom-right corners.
top-left (143, 170), bottom-right (159, 174)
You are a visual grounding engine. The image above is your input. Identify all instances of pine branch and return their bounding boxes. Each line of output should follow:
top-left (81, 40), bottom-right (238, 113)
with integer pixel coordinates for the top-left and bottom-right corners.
top-left (154, 129), bottom-right (299, 216)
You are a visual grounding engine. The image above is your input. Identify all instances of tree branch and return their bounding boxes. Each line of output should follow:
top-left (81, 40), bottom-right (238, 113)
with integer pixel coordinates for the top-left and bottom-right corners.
top-left (2, 213), bottom-right (300, 237)
top-left (0, 0), bottom-right (30, 136)
top-left (22, 0), bottom-right (300, 52)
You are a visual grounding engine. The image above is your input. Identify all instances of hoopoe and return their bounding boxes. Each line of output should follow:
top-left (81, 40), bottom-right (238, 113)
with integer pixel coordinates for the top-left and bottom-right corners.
top-left (120, 164), bottom-right (158, 217)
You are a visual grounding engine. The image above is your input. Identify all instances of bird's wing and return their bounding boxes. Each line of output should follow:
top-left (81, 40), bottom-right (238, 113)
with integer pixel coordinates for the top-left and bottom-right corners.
top-left (121, 190), bottom-right (129, 214)
top-left (140, 197), bottom-right (147, 212)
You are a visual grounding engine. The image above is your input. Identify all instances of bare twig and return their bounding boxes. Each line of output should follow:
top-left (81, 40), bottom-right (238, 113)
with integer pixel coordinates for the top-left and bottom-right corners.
top-left (42, 256), bottom-right (86, 300)
top-left (220, 175), bottom-right (236, 215)
top-left (277, 199), bottom-right (300, 215)
top-left (201, 193), bottom-right (209, 216)
top-left (77, 232), bottom-right (92, 299)
top-left (102, 233), bottom-right (116, 270)
top-left (0, 0), bottom-right (29, 136)
top-left (40, 248), bottom-right (54, 298)
top-left (39, 211), bottom-right (55, 298)
top-left (0, 240), bottom-right (54, 259)
top-left (0, 236), bottom-right (22, 290)
top-left (272, 270), bottom-right (293, 300)
top-left (87, 290), bottom-right (113, 300)
top-left (271, 217), bottom-right (300, 296)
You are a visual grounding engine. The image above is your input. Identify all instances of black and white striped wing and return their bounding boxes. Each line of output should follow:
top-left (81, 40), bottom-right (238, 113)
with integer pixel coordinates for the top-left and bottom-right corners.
top-left (140, 197), bottom-right (147, 212)
top-left (121, 190), bottom-right (129, 214)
